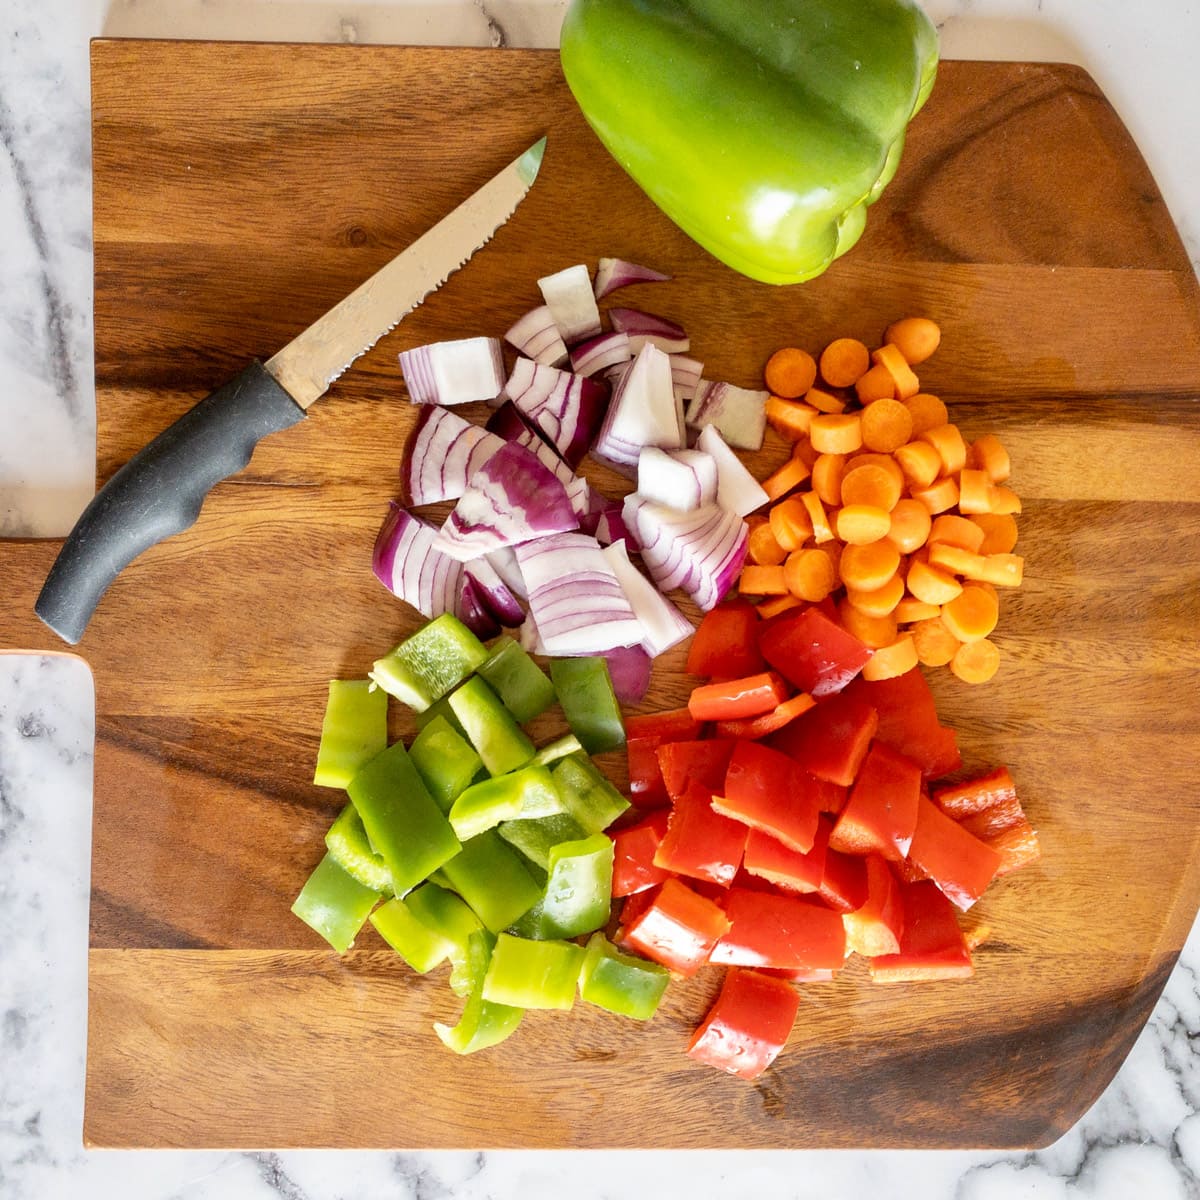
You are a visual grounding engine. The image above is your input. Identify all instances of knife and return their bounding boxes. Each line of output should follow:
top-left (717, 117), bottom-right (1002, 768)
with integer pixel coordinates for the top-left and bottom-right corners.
top-left (35, 136), bottom-right (547, 646)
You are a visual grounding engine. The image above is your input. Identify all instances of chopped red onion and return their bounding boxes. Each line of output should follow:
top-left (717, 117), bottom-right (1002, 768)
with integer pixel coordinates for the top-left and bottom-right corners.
top-left (602, 538), bottom-right (693, 657)
top-left (599, 644), bottom-right (652, 704)
top-left (463, 556), bottom-right (526, 627)
top-left (670, 354), bottom-right (704, 405)
top-left (593, 257), bottom-right (672, 300)
top-left (591, 343), bottom-right (683, 474)
top-left (372, 503), bottom-right (462, 619)
top-left (696, 425), bottom-right (770, 518)
top-left (686, 380), bottom-right (769, 450)
top-left (636, 447), bottom-right (718, 512)
top-left (485, 547), bottom-right (528, 600)
top-left (516, 611), bottom-right (548, 655)
top-left (608, 308), bottom-right (691, 355)
top-left (435, 442), bottom-right (579, 562)
top-left (399, 405), bottom-right (505, 506)
top-left (399, 337), bottom-right (505, 406)
top-left (593, 502), bottom-right (635, 548)
top-left (569, 331), bottom-right (633, 378)
top-left (538, 264), bottom-right (603, 344)
top-left (504, 306), bottom-right (569, 368)
top-left (486, 402), bottom-right (576, 484)
top-left (501, 358), bottom-right (610, 469)
top-left (458, 574), bottom-right (502, 640)
top-left (514, 532), bottom-right (644, 655)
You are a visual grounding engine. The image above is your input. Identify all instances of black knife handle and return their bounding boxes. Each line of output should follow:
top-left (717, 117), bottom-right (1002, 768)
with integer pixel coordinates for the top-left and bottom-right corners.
top-left (35, 361), bottom-right (306, 645)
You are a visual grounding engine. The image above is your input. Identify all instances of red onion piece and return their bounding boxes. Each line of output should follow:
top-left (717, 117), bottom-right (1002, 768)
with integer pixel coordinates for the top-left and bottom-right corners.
top-left (636, 447), bottom-right (718, 512)
top-left (602, 538), bottom-right (693, 658)
top-left (485, 547), bottom-right (528, 601)
top-left (398, 337), bottom-right (505, 406)
top-left (501, 358), bottom-right (610, 469)
top-left (593, 502), bottom-right (635, 548)
top-left (569, 331), bottom-right (633, 378)
top-left (669, 354), bottom-right (704, 405)
top-left (486, 402), bottom-right (575, 485)
top-left (458, 574), bottom-right (502, 640)
top-left (399, 405), bottom-right (506, 506)
top-left (372, 503), bottom-right (462, 619)
top-left (696, 425), bottom-right (770, 518)
top-left (463, 556), bottom-right (526, 627)
top-left (591, 343), bottom-right (683, 474)
top-left (504, 305), bottom-right (568, 368)
top-left (538, 264), bottom-right (603, 345)
top-left (686, 380), bottom-right (769, 450)
top-left (599, 644), bottom-right (652, 704)
top-left (435, 442), bottom-right (579, 562)
top-left (608, 308), bottom-right (690, 355)
top-left (593, 257), bottom-right (672, 300)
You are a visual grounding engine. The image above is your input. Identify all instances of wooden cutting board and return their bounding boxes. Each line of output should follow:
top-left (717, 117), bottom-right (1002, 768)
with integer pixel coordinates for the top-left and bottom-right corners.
top-left (2, 38), bottom-right (1199, 1149)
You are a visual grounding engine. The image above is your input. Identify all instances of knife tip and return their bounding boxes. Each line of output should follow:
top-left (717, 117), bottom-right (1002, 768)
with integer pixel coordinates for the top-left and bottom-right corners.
top-left (517, 136), bottom-right (548, 186)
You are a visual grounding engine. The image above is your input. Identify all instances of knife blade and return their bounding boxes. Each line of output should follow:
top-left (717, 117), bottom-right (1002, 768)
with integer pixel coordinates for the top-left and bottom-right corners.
top-left (35, 136), bottom-right (547, 646)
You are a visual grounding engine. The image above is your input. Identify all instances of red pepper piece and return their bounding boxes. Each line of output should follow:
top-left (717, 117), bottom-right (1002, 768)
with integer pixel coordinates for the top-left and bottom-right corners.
top-left (611, 809), bottom-right (673, 897)
top-left (626, 736), bottom-right (670, 808)
top-left (688, 670), bottom-right (791, 722)
top-left (845, 668), bottom-right (961, 779)
top-left (829, 742), bottom-right (921, 861)
top-left (622, 876), bottom-right (732, 978)
top-left (710, 888), bottom-right (846, 970)
top-left (713, 691), bottom-right (816, 739)
top-left (686, 600), bottom-right (765, 679)
top-left (686, 967), bottom-right (801, 1080)
top-left (933, 765), bottom-right (1018, 818)
top-left (907, 794), bottom-right (1002, 910)
top-left (768, 690), bottom-right (879, 787)
top-left (757, 605), bottom-right (873, 697)
top-left (615, 883), bottom-right (662, 937)
top-left (817, 845), bottom-right (868, 913)
top-left (656, 738), bottom-right (737, 800)
top-left (956, 792), bottom-right (1041, 877)
top-left (714, 740), bottom-right (820, 853)
top-left (742, 818), bottom-right (830, 894)
top-left (654, 780), bottom-right (749, 887)
top-left (762, 966), bottom-right (839, 982)
top-left (843, 854), bottom-right (905, 957)
top-left (624, 707), bottom-right (704, 743)
top-left (868, 881), bottom-right (973, 983)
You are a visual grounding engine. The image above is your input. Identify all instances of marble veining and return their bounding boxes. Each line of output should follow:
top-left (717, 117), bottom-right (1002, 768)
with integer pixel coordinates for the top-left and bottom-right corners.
top-left (2, 0), bottom-right (1200, 1196)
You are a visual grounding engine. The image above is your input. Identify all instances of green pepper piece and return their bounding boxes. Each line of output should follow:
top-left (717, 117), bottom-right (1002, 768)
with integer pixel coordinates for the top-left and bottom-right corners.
top-left (498, 812), bottom-right (589, 871)
top-left (347, 741), bottom-right (461, 896)
top-left (325, 802), bottom-right (392, 893)
top-left (413, 696), bottom-right (468, 739)
top-left (291, 852), bottom-right (381, 953)
top-left (370, 895), bottom-right (456, 973)
top-left (551, 752), bottom-right (629, 834)
top-left (370, 881), bottom-right (484, 994)
top-left (549, 657), bottom-right (625, 754)
top-left (409, 715), bottom-right (485, 814)
top-left (477, 635), bottom-right (557, 724)
top-left (559, 0), bottom-right (938, 285)
top-left (447, 677), bottom-right (536, 776)
top-left (369, 614), bottom-right (489, 712)
top-left (537, 833), bottom-right (615, 940)
top-left (434, 929), bottom-right (524, 1055)
top-left (447, 764), bottom-right (562, 841)
top-left (438, 830), bottom-right (542, 933)
top-left (481, 932), bottom-right (585, 1010)
top-left (532, 733), bottom-right (585, 766)
top-left (578, 932), bottom-right (670, 1021)
top-left (312, 680), bottom-right (389, 788)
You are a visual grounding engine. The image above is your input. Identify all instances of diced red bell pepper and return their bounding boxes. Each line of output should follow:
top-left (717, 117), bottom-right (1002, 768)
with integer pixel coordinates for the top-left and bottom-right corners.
top-left (686, 967), bottom-right (800, 1080)
top-left (844, 668), bottom-right (961, 779)
top-left (868, 881), bottom-right (973, 983)
top-left (742, 819), bottom-right (830, 894)
top-left (653, 780), bottom-right (748, 887)
top-left (611, 809), bottom-right (673, 897)
top-left (656, 738), bottom-right (737, 800)
top-left (757, 605), bottom-right (873, 697)
top-left (933, 766), bottom-right (1018, 819)
top-left (956, 792), bottom-right (1041, 877)
top-left (626, 736), bottom-right (670, 808)
top-left (688, 671), bottom-right (791, 722)
top-left (622, 876), bottom-right (732, 978)
top-left (842, 854), bottom-right (905, 957)
top-left (817, 844), bottom-right (868, 913)
top-left (762, 966), bottom-right (839, 982)
top-left (829, 741), bottom-right (921, 861)
top-left (713, 740), bottom-right (820, 853)
top-left (616, 883), bottom-right (661, 934)
top-left (907, 794), bottom-right (1002, 910)
top-left (710, 888), bottom-right (846, 970)
top-left (768, 690), bottom-right (879, 787)
top-left (624, 707), bottom-right (704, 744)
top-left (713, 691), bottom-right (816, 740)
top-left (686, 600), bottom-right (765, 679)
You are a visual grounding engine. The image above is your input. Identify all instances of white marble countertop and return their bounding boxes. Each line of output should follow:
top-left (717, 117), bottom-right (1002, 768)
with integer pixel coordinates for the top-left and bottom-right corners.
top-left (2, 2), bottom-right (1199, 1197)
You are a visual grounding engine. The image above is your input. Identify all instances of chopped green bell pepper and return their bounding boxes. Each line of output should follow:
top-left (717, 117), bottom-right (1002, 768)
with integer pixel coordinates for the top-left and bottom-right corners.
top-left (312, 679), bottom-right (389, 788)
top-left (477, 635), bottom-right (556, 724)
top-left (579, 932), bottom-right (670, 1021)
top-left (549, 657), bottom-right (625, 754)
top-left (409, 715), bottom-right (484, 814)
top-left (481, 933), bottom-right (585, 1010)
top-left (369, 613), bottom-right (489, 711)
top-left (325, 802), bottom-right (392, 893)
top-left (412, 695), bottom-right (468, 739)
top-left (438, 829), bottom-right (543, 933)
top-left (551, 752), bottom-right (629, 834)
top-left (559, 0), bottom-right (939, 284)
top-left (498, 811), bottom-right (589, 871)
top-left (434, 928), bottom-right (525, 1055)
top-left (291, 852), bottom-right (381, 953)
top-left (532, 733), bottom-right (585, 766)
top-left (515, 833), bottom-right (614, 941)
top-left (448, 764), bottom-right (563, 841)
top-left (447, 677), bottom-right (536, 776)
top-left (370, 893), bottom-right (458, 974)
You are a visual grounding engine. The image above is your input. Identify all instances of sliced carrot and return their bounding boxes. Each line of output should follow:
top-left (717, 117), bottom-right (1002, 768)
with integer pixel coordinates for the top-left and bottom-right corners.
top-left (838, 600), bottom-right (899, 650)
top-left (840, 463), bottom-right (902, 513)
top-left (971, 433), bottom-right (1011, 483)
top-left (886, 498), bottom-right (932, 554)
top-left (844, 452), bottom-right (906, 491)
top-left (820, 337), bottom-right (871, 388)
top-left (817, 538), bottom-right (843, 581)
top-left (907, 559), bottom-right (964, 606)
top-left (957, 468), bottom-right (992, 515)
top-left (892, 440), bottom-right (942, 489)
top-left (854, 363), bottom-right (896, 404)
top-left (919, 424), bottom-right (968, 475)
top-left (839, 539), bottom-right (901, 593)
top-left (911, 616), bottom-right (961, 666)
top-left (941, 585), bottom-right (1000, 643)
top-left (748, 520), bottom-right (788, 566)
top-left (846, 572), bottom-right (905, 618)
top-left (811, 453), bottom-right (846, 508)
top-left (903, 393), bottom-right (949, 436)
top-left (870, 343), bottom-right (920, 400)
top-left (910, 476), bottom-right (960, 515)
top-left (762, 455), bottom-right (812, 502)
top-left (756, 594), bottom-right (803, 619)
top-left (928, 514), bottom-right (986, 553)
top-left (927, 542), bottom-right (988, 578)
top-left (950, 638), bottom-right (1001, 684)
top-left (765, 395), bottom-right (818, 441)
top-left (792, 436), bottom-right (821, 469)
top-left (800, 491), bottom-right (834, 543)
top-left (987, 485), bottom-right (1023, 515)
top-left (894, 597), bottom-right (940, 623)
top-left (859, 398), bottom-right (914, 454)
top-left (784, 548), bottom-right (838, 602)
top-left (836, 505), bottom-right (892, 547)
top-left (768, 495), bottom-right (812, 552)
top-left (861, 633), bottom-right (919, 681)
top-left (739, 564), bottom-right (789, 596)
top-left (971, 513), bottom-right (1019, 555)
top-left (809, 413), bottom-right (863, 455)
top-left (980, 553), bottom-right (1024, 588)
top-left (884, 317), bottom-right (941, 366)
top-left (806, 386), bottom-right (847, 414)
top-left (764, 347), bottom-right (817, 399)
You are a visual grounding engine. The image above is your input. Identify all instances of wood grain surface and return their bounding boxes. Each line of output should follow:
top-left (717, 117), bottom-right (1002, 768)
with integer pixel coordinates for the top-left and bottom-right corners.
top-left (0, 39), bottom-right (1198, 1148)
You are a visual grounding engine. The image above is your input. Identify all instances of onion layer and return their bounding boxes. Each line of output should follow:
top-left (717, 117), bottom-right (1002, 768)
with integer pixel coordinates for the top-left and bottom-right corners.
top-left (399, 405), bottom-right (505, 506)
top-left (399, 337), bottom-right (505, 406)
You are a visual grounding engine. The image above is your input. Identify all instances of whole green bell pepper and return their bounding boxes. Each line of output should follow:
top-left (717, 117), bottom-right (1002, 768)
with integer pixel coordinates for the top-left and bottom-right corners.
top-left (560, 0), bottom-right (938, 284)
